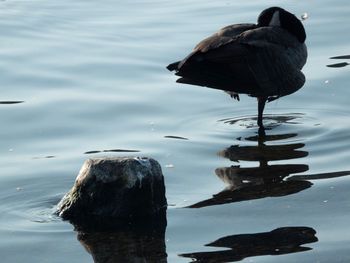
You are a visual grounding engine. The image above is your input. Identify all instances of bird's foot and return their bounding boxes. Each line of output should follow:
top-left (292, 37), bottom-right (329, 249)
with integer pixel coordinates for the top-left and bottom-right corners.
top-left (225, 91), bottom-right (240, 101)
top-left (231, 93), bottom-right (240, 101)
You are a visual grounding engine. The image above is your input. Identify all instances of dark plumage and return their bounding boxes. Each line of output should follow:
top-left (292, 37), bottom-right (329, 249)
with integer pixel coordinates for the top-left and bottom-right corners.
top-left (167, 7), bottom-right (307, 129)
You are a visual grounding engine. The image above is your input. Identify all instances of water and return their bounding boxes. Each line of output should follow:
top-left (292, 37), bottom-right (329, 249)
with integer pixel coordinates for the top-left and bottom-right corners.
top-left (1, 0), bottom-right (350, 262)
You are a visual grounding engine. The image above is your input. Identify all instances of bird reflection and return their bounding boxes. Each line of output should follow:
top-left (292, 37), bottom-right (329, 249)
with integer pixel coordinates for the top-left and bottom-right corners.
top-left (189, 126), bottom-right (350, 208)
top-left (180, 226), bottom-right (318, 263)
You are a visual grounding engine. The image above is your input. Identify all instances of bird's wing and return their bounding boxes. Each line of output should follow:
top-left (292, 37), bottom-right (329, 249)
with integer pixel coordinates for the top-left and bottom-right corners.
top-left (178, 26), bottom-right (306, 97)
top-left (193, 26), bottom-right (298, 63)
top-left (236, 27), bottom-right (307, 96)
top-left (194, 23), bottom-right (257, 52)
top-left (177, 24), bottom-right (256, 68)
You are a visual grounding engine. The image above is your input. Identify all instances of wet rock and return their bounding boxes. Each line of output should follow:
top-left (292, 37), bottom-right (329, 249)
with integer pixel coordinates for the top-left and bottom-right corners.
top-left (56, 157), bottom-right (167, 227)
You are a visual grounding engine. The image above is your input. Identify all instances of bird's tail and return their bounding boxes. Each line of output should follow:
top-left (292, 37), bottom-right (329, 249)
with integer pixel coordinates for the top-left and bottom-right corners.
top-left (176, 77), bottom-right (206, 87)
top-left (166, 61), bottom-right (181, 71)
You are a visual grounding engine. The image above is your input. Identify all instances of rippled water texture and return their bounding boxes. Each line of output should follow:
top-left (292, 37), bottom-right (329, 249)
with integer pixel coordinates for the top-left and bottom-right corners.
top-left (1, 0), bottom-right (350, 262)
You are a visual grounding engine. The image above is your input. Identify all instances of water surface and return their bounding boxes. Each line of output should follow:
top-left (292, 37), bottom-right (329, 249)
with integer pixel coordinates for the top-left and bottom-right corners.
top-left (1, 0), bottom-right (350, 262)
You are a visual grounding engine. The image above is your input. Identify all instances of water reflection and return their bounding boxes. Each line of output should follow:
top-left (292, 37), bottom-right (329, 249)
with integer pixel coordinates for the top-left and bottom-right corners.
top-left (180, 226), bottom-right (318, 263)
top-left (327, 54), bottom-right (350, 68)
top-left (78, 228), bottom-right (167, 263)
top-left (32, 155), bottom-right (56, 159)
top-left (189, 116), bottom-right (350, 208)
top-left (164, 135), bottom-right (189, 140)
top-left (61, 184), bottom-right (167, 263)
top-left (74, 217), bottom-right (167, 263)
top-left (84, 149), bottom-right (140, 154)
top-left (0, 100), bottom-right (24, 104)
top-left (220, 114), bottom-right (304, 135)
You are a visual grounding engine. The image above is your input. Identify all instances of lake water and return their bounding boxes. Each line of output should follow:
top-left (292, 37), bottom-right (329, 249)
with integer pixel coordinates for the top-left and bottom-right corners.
top-left (1, 0), bottom-right (350, 262)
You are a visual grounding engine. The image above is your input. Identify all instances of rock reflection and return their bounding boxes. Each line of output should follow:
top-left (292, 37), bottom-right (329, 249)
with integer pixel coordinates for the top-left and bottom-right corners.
top-left (75, 219), bottom-right (167, 263)
top-left (78, 229), bottom-right (167, 263)
top-left (180, 226), bottom-right (317, 263)
top-left (189, 126), bottom-right (350, 208)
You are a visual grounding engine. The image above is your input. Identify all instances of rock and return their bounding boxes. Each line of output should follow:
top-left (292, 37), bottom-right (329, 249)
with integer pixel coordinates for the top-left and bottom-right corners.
top-left (56, 157), bottom-right (167, 227)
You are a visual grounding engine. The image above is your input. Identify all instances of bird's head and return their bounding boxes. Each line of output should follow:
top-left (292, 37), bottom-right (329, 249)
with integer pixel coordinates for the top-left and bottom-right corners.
top-left (257, 7), bottom-right (306, 43)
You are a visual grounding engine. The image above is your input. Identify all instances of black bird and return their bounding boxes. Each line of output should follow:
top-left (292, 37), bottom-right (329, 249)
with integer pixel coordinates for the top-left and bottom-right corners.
top-left (167, 7), bottom-right (307, 129)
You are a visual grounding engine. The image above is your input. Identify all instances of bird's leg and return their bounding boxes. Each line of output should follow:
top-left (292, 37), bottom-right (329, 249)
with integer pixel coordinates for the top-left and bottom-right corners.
top-left (258, 125), bottom-right (266, 137)
top-left (257, 97), bottom-right (267, 127)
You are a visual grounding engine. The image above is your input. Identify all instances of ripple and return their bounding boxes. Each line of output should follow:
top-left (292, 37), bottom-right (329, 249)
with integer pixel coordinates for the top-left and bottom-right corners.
top-left (327, 62), bottom-right (349, 68)
top-left (0, 189), bottom-right (62, 232)
top-left (186, 108), bottom-right (350, 208)
top-left (212, 111), bottom-right (329, 145)
top-left (215, 109), bottom-right (348, 142)
top-left (218, 113), bottom-right (305, 129)
top-left (84, 149), bottom-right (140, 154)
top-left (330, 55), bottom-right (350, 59)
top-left (0, 100), bottom-right (24, 104)
top-left (164, 135), bottom-right (189, 140)
top-left (32, 155), bottom-right (56, 159)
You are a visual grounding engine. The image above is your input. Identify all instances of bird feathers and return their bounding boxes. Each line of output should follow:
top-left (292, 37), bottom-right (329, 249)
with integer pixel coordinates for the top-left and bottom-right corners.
top-left (168, 23), bottom-right (307, 98)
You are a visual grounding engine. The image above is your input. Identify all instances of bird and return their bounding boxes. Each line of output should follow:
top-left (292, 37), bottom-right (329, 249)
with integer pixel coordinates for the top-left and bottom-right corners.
top-left (167, 7), bottom-right (307, 130)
